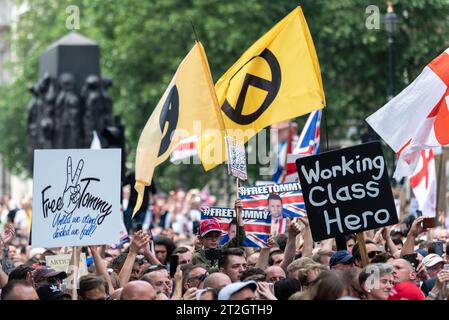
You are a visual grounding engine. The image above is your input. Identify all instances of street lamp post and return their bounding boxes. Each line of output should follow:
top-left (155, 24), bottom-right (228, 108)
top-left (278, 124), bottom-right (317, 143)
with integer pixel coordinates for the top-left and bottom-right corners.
top-left (384, 2), bottom-right (399, 185)
top-left (385, 1), bottom-right (397, 101)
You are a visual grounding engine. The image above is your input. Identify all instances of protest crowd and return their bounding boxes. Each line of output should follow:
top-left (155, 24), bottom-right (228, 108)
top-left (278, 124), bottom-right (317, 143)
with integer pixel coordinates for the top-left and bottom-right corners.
top-left (1, 186), bottom-right (449, 301)
top-left (2, 3), bottom-right (449, 303)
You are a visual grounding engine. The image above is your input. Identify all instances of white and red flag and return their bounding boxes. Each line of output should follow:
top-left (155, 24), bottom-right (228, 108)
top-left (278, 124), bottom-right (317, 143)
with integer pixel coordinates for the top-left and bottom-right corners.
top-left (170, 136), bottom-right (198, 163)
top-left (410, 149), bottom-right (437, 217)
top-left (366, 48), bottom-right (449, 179)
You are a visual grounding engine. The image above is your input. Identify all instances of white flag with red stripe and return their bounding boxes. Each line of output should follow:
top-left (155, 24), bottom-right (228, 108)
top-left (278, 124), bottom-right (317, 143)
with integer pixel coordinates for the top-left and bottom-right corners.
top-left (410, 149), bottom-right (436, 217)
top-left (366, 48), bottom-right (449, 179)
top-left (170, 136), bottom-right (198, 163)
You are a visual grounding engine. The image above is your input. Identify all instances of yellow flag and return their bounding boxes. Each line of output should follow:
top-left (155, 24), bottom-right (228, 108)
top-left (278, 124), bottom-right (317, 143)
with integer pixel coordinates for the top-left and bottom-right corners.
top-left (133, 41), bottom-right (224, 217)
top-left (198, 6), bottom-right (325, 171)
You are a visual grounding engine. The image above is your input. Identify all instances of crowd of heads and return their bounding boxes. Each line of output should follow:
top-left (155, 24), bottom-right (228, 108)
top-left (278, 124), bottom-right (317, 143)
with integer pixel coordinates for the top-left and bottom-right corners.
top-left (1, 191), bottom-right (449, 300)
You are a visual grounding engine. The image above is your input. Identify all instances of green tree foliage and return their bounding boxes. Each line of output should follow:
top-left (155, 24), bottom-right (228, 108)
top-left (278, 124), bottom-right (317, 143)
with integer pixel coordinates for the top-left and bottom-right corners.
top-left (1, 0), bottom-right (449, 191)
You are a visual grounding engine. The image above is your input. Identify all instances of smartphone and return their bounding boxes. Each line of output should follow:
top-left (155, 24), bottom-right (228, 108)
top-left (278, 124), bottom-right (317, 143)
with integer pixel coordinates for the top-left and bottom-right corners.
top-left (205, 248), bottom-right (221, 263)
top-left (81, 246), bottom-right (89, 256)
top-left (192, 221), bottom-right (200, 236)
top-left (435, 241), bottom-right (444, 257)
top-left (423, 217), bottom-right (436, 229)
top-left (169, 254), bottom-right (179, 278)
top-left (268, 283), bottom-right (274, 294)
top-left (403, 253), bottom-right (418, 270)
top-left (416, 210), bottom-right (422, 217)
top-left (148, 229), bottom-right (154, 255)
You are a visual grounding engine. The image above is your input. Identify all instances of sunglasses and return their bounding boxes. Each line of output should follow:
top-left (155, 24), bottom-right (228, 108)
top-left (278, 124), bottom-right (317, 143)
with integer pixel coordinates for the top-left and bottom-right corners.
top-left (143, 264), bottom-right (166, 274)
top-left (188, 273), bottom-right (208, 283)
top-left (47, 277), bottom-right (62, 284)
top-left (368, 251), bottom-right (382, 259)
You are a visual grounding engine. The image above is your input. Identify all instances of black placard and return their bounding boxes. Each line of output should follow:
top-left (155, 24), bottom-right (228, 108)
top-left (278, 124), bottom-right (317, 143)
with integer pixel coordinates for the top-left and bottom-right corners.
top-left (296, 141), bottom-right (398, 241)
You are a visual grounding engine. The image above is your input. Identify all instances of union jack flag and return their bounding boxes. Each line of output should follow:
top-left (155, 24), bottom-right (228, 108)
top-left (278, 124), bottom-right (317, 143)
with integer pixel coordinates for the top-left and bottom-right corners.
top-left (200, 208), bottom-right (271, 248)
top-left (239, 184), bottom-right (306, 218)
top-left (284, 110), bottom-right (321, 182)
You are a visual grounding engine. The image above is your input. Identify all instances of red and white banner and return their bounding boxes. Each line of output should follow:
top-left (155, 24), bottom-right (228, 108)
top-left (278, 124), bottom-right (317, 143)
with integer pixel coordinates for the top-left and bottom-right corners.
top-left (170, 136), bottom-right (197, 162)
top-left (366, 48), bottom-right (449, 179)
top-left (410, 149), bottom-right (437, 217)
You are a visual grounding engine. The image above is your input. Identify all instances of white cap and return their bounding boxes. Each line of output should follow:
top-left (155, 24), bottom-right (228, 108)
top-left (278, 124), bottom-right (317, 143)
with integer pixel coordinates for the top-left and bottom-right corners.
top-left (29, 247), bottom-right (46, 258)
top-left (422, 254), bottom-right (444, 268)
top-left (218, 281), bottom-right (257, 300)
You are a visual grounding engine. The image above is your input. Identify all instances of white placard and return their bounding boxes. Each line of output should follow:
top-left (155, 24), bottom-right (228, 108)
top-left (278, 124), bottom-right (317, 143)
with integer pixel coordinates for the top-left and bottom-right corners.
top-left (32, 149), bottom-right (122, 247)
top-left (45, 253), bottom-right (88, 277)
top-left (225, 136), bottom-right (247, 180)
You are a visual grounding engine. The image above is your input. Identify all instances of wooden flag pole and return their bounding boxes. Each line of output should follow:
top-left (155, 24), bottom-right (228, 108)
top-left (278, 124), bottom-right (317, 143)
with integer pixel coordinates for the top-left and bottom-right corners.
top-left (356, 232), bottom-right (369, 267)
top-left (71, 246), bottom-right (81, 300)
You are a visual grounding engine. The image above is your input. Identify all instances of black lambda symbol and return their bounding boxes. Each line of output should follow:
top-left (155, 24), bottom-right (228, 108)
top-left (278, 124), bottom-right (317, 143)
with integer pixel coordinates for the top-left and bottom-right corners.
top-left (158, 85), bottom-right (179, 157)
top-left (221, 49), bottom-right (281, 125)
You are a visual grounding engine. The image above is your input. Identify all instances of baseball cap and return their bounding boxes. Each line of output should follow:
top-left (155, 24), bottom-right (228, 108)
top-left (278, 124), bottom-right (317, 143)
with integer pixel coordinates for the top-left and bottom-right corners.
top-left (199, 219), bottom-right (222, 237)
top-left (388, 281), bottom-right (425, 300)
top-left (329, 250), bottom-right (353, 268)
top-left (422, 253), bottom-right (444, 268)
top-left (36, 284), bottom-right (71, 300)
top-left (218, 281), bottom-right (257, 300)
top-left (29, 247), bottom-right (46, 259)
top-left (416, 248), bottom-right (428, 258)
top-left (33, 266), bottom-right (68, 283)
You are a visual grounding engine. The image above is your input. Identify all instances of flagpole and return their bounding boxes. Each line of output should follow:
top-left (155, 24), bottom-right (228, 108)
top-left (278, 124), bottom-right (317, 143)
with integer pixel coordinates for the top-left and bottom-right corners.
top-left (436, 147), bottom-right (445, 225)
top-left (280, 123), bottom-right (294, 182)
top-left (190, 20), bottom-right (199, 42)
top-left (323, 108), bottom-right (347, 250)
top-left (236, 177), bottom-right (240, 248)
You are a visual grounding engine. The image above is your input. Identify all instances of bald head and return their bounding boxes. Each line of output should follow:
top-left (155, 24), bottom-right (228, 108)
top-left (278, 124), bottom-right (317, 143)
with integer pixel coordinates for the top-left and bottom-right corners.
top-left (392, 258), bottom-right (416, 284)
top-left (120, 281), bottom-right (156, 300)
top-left (247, 253), bottom-right (260, 268)
top-left (1, 280), bottom-right (39, 300)
top-left (203, 273), bottom-right (232, 289)
top-left (265, 266), bottom-right (286, 283)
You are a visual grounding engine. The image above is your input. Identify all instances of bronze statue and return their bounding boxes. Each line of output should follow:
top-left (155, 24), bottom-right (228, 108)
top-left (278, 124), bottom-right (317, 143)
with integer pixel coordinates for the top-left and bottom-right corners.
top-left (26, 84), bottom-right (40, 171)
top-left (55, 73), bottom-right (82, 148)
top-left (37, 73), bottom-right (56, 149)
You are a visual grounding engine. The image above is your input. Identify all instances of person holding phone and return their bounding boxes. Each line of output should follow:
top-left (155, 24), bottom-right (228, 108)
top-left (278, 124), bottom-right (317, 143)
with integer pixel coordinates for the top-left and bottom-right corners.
top-left (400, 216), bottom-right (428, 258)
top-left (192, 199), bottom-right (246, 272)
top-left (419, 253), bottom-right (446, 295)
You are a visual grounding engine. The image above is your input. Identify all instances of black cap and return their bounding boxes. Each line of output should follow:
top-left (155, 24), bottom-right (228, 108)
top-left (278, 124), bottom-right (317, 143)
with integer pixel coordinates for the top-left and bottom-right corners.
top-left (36, 284), bottom-right (71, 300)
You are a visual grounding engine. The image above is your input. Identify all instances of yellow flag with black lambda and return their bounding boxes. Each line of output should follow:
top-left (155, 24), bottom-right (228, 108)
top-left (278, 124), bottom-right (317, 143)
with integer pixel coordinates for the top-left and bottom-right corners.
top-left (198, 6), bottom-right (325, 171)
top-left (133, 41), bottom-right (224, 217)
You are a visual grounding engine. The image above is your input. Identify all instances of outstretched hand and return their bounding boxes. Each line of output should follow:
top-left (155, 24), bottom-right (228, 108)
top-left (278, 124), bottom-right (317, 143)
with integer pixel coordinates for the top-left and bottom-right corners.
top-left (0, 223), bottom-right (15, 248)
top-left (130, 230), bottom-right (150, 254)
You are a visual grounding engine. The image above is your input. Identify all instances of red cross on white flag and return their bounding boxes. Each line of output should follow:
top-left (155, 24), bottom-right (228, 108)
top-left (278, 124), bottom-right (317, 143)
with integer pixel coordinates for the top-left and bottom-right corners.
top-left (366, 48), bottom-right (449, 179)
top-left (409, 149), bottom-right (436, 217)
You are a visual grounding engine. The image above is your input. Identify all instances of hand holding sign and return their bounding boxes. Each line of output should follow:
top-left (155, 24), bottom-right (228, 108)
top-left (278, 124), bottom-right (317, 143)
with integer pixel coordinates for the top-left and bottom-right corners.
top-left (266, 236), bottom-right (275, 248)
top-left (62, 157), bottom-right (84, 214)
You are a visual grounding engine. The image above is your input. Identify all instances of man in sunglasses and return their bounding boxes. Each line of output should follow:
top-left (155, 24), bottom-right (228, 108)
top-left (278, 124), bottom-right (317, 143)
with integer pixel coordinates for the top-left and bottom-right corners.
top-left (352, 240), bottom-right (383, 267)
top-left (32, 266), bottom-right (67, 289)
top-left (182, 264), bottom-right (208, 294)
